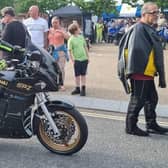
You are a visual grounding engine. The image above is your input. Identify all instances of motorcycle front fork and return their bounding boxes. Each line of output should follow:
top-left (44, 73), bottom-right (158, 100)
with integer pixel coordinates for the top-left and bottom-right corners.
top-left (35, 93), bottom-right (60, 137)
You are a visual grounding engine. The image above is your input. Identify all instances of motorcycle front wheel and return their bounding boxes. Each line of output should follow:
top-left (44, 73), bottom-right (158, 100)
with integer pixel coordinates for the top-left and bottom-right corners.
top-left (36, 106), bottom-right (88, 155)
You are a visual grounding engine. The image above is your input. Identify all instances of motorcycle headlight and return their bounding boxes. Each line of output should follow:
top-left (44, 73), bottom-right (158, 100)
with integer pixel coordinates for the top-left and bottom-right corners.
top-left (32, 61), bottom-right (40, 68)
top-left (35, 81), bottom-right (46, 90)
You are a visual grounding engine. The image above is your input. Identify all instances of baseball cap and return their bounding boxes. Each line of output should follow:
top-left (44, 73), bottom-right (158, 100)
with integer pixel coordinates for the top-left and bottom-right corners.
top-left (1, 6), bottom-right (15, 17)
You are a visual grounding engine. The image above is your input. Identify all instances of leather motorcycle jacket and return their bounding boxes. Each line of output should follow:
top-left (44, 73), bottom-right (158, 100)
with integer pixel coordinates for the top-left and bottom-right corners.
top-left (118, 22), bottom-right (166, 93)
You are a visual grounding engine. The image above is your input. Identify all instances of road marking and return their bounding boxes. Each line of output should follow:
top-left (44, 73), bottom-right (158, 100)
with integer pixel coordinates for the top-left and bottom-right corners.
top-left (81, 111), bottom-right (168, 127)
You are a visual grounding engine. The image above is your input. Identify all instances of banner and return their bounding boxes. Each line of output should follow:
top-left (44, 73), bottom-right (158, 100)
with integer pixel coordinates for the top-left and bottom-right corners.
top-left (119, 3), bottom-right (137, 17)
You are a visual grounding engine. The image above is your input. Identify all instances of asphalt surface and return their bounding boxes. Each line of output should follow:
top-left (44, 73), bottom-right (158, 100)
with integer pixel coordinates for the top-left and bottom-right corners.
top-left (0, 109), bottom-right (168, 168)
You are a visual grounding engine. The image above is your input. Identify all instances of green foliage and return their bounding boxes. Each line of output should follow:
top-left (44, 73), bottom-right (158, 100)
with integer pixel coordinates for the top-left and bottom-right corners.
top-left (143, 0), bottom-right (168, 11)
top-left (15, 0), bottom-right (70, 13)
top-left (0, 0), bottom-right (70, 14)
top-left (0, 0), bottom-right (168, 16)
top-left (0, 0), bottom-right (118, 16)
top-left (73, 0), bottom-right (117, 16)
top-left (0, 0), bottom-right (15, 11)
top-left (122, 0), bottom-right (168, 10)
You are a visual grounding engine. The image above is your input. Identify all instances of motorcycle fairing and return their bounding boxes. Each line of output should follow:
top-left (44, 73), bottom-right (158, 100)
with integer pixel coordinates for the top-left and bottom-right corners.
top-left (0, 92), bottom-right (34, 138)
top-left (28, 44), bottom-right (63, 91)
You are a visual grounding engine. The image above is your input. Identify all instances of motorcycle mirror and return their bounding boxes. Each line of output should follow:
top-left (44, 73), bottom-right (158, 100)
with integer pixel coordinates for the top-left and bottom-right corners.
top-left (30, 50), bottom-right (42, 62)
top-left (10, 59), bottom-right (19, 66)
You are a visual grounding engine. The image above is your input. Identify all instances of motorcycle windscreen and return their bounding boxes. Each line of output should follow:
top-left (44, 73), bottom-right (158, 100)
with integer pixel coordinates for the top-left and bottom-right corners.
top-left (26, 42), bottom-right (62, 91)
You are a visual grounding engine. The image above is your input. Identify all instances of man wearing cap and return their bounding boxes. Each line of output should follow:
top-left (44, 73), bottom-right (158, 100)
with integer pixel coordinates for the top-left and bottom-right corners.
top-left (1, 6), bottom-right (27, 59)
top-left (1, 7), bottom-right (26, 48)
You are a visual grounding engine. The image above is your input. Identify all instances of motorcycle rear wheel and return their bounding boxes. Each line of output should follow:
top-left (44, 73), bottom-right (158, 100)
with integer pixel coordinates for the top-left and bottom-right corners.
top-left (36, 107), bottom-right (88, 155)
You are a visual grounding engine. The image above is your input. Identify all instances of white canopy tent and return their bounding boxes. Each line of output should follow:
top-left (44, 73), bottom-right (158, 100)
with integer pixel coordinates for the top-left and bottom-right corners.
top-left (119, 3), bottom-right (141, 17)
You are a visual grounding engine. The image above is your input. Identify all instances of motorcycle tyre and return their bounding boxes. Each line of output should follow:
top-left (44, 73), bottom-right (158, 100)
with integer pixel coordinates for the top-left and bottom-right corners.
top-left (36, 107), bottom-right (88, 155)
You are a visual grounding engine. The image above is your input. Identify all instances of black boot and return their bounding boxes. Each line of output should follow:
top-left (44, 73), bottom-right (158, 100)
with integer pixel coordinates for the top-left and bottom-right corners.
top-left (126, 115), bottom-right (149, 136)
top-left (146, 121), bottom-right (168, 134)
top-left (126, 126), bottom-right (149, 136)
top-left (80, 86), bottom-right (86, 96)
top-left (71, 87), bottom-right (80, 95)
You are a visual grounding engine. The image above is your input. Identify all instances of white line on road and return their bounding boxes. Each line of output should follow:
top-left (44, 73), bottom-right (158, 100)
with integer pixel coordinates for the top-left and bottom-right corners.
top-left (81, 111), bottom-right (168, 127)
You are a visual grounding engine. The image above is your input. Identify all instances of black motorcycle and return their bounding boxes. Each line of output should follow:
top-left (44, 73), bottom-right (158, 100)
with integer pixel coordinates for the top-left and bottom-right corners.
top-left (0, 40), bottom-right (88, 155)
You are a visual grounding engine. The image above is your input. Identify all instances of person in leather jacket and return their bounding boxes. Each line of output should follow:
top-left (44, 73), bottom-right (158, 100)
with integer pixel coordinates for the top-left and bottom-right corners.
top-left (118, 2), bottom-right (168, 136)
top-left (0, 6), bottom-right (27, 61)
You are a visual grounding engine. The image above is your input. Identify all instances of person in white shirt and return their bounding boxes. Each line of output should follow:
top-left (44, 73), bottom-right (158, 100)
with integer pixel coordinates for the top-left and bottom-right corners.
top-left (23, 5), bottom-right (48, 49)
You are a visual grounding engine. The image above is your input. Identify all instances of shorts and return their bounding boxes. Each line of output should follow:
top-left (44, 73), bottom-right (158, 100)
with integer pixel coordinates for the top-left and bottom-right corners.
top-left (74, 60), bottom-right (88, 76)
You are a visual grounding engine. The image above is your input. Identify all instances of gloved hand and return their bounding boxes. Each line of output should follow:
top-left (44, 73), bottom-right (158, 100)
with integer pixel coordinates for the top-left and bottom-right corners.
top-left (0, 59), bottom-right (7, 70)
top-left (13, 45), bottom-right (25, 55)
top-left (12, 45), bottom-right (25, 61)
top-left (159, 75), bottom-right (166, 88)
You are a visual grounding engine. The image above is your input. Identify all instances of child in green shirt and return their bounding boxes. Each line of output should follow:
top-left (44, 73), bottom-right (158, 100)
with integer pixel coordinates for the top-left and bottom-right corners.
top-left (68, 23), bottom-right (89, 96)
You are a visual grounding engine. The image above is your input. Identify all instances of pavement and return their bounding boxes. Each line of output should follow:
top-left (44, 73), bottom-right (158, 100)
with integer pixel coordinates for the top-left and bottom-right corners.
top-left (50, 43), bottom-right (168, 117)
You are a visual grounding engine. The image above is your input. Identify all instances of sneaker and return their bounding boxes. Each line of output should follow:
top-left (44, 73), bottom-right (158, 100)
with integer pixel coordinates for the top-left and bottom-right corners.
top-left (80, 86), bottom-right (86, 96)
top-left (126, 126), bottom-right (149, 136)
top-left (71, 87), bottom-right (80, 95)
top-left (80, 90), bottom-right (86, 96)
top-left (147, 122), bottom-right (168, 134)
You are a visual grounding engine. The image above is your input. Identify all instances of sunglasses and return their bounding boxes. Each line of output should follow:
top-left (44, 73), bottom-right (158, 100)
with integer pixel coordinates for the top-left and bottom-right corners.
top-left (146, 10), bottom-right (160, 15)
top-left (53, 21), bottom-right (59, 23)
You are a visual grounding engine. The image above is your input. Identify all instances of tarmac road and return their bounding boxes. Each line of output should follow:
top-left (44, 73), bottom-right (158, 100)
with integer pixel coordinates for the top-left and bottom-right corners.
top-left (0, 109), bottom-right (168, 168)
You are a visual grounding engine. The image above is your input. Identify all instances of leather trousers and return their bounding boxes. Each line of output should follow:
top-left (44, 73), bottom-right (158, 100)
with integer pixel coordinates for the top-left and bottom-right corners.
top-left (126, 79), bottom-right (158, 132)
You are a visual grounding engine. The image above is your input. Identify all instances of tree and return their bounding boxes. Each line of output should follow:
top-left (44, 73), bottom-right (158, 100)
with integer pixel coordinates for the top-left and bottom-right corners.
top-left (143, 0), bottom-right (168, 11)
top-left (1, 0), bottom-right (167, 17)
top-left (0, 0), bottom-right (15, 10)
top-left (72, 0), bottom-right (117, 16)
top-left (121, 0), bottom-right (168, 11)
top-left (14, 0), bottom-right (70, 13)
top-left (0, 0), bottom-right (70, 14)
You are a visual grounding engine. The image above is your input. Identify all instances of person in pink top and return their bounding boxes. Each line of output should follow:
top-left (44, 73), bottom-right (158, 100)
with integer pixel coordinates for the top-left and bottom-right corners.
top-left (48, 16), bottom-right (69, 91)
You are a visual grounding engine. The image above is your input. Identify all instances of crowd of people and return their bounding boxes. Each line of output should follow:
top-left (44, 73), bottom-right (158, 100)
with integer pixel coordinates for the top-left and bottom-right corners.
top-left (0, 2), bottom-right (168, 137)
top-left (93, 14), bottom-right (168, 47)
top-left (0, 5), bottom-right (89, 96)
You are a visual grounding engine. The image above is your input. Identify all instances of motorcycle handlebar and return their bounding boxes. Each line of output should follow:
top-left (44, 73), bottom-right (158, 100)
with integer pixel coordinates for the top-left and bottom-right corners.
top-left (0, 39), bottom-right (14, 52)
top-left (0, 39), bottom-right (25, 55)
